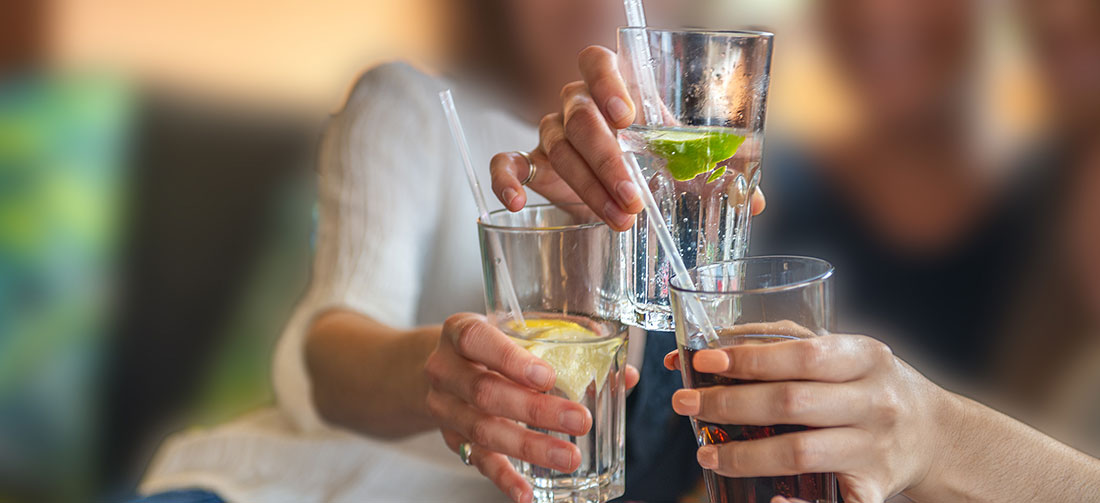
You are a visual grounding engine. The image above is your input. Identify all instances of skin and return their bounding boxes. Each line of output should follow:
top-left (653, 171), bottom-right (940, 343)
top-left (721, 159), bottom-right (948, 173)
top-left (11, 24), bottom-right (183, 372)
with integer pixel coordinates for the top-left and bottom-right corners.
top-left (491, 2), bottom-right (1100, 501)
top-left (452, 0), bottom-right (622, 123)
top-left (661, 331), bottom-right (1100, 503)
top-left (817, 0), bottom-right (975, 131)
top-left (1019, 0), bottom-right (1100, 138)
top-left (307, 311), bottom-right (640, 503)
top-left (307, 4), bottom-right (639, 503)
top-left (0, 0), bottom-right (43, 73)
top-left (490, 46), bottom-right (766, 232)
top-left (491, 1), bottom-right (972, 240)
top-left (309, 1), bottom-right (1100, 501)
top-left (809, 0), bottom-right (997, 256)
top-left (1020, 0), bottom-right (1100, 315)
top-left (309, 7), bottom-right (766, 503)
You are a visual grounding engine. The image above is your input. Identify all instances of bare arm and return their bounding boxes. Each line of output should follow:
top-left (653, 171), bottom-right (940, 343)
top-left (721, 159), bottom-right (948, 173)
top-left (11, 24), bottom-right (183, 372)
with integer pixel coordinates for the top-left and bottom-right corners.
top-left (305, 309), bottom-right (440, 438)
top-left (304, 310), bottom-right (641, 503)
top-left (907, 394), bottom-right (1100, 502)
top-left (663, 331), bottom-right (1100, 503)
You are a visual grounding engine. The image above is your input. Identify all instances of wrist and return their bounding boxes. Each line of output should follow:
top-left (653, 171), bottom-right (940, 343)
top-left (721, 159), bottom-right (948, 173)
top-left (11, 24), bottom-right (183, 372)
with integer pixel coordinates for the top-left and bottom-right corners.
top-left (305, 312), bottom-right (441, 437)
top-left (403, 325), bottom-right (442, 423)
top-left (903, 388), bottom-right (974, 502)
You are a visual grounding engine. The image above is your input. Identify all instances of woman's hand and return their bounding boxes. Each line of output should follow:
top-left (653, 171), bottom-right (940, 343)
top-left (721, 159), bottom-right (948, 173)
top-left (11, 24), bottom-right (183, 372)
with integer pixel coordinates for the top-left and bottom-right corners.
top-left (490, 45), bottom-right (765, 231)
top-left (664, 331), bottom-right (949, 503)
top-left (427, 313), bottom-right (639, 503)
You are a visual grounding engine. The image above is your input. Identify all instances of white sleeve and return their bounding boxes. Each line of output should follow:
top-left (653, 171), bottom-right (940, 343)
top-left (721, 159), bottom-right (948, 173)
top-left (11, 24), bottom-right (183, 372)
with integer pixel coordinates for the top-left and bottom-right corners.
top-left (272, 63), bottom-right (445, 433)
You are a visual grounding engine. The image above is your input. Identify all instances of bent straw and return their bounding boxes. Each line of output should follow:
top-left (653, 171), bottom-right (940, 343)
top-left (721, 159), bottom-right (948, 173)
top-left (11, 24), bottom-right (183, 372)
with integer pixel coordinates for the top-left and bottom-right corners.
top-left (622, 0), bottom-right (720, 345)
top-left (439, 89), bottom-right (526, 328)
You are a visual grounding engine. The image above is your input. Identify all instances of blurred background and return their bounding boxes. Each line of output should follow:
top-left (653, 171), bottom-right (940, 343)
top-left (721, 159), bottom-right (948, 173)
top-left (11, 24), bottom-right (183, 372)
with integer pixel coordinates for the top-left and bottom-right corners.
top-left (1, 0), bottom-right (1096, 502)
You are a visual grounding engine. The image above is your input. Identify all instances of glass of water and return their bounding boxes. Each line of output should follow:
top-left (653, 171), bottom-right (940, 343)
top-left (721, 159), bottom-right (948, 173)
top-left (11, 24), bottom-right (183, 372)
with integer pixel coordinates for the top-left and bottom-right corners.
top-left (617, 28), bottom-right (774, 330)
top-left (477, 203), bottom-right (629, 503)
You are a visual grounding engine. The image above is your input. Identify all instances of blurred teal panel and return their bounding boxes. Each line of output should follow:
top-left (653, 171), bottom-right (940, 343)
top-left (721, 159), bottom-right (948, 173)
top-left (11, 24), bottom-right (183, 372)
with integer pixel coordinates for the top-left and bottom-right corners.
top-left (0, 72), bottom-right (133, 502)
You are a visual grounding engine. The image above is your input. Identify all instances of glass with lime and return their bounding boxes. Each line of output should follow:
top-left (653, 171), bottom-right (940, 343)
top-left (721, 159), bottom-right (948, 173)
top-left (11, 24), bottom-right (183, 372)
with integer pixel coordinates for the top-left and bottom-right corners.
top-left (478, 204), bottom-right (629, 503)
top-left (617, 28), bottom-right (774, 330)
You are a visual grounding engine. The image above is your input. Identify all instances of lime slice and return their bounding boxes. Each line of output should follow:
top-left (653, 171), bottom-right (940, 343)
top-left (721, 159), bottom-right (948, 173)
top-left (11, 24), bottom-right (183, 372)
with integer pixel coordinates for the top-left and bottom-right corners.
top-left (509, 319), bottom-right (624, 402)
top-left (645, 130), bottom-right (745, 182)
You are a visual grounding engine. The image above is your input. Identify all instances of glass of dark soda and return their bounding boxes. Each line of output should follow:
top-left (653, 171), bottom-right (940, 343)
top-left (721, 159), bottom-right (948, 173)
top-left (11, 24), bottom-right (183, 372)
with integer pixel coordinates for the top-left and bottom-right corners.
top-left (669, 256), bottom-right (838, 503)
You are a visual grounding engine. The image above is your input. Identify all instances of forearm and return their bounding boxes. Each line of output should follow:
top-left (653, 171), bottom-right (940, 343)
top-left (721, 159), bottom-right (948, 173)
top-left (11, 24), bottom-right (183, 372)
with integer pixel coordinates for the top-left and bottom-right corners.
top-left (907, 392), bottom-right (1100, 502)
top-left (305, 309), bottom-right (441, 438)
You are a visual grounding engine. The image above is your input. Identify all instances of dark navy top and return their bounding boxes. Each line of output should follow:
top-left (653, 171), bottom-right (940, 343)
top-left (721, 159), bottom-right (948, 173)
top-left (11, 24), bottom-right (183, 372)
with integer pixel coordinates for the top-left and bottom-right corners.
top-left (751, 144), bottom-right (1046, 385)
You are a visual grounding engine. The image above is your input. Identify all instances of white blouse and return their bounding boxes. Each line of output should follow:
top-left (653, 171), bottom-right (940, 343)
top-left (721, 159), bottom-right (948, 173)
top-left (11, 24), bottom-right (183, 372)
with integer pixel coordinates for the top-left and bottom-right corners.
top-left (140, 62), bottom-right (544, 503)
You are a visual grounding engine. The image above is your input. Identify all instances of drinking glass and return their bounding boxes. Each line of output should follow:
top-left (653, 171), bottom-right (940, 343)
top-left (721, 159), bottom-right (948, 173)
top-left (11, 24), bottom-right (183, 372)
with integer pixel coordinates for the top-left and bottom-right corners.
top-left (669, 256), bottom-right (838, 503)
top-left (477, 203), bottom-right (629, 503)
top-left (617, 28), bottom-right (774, 330)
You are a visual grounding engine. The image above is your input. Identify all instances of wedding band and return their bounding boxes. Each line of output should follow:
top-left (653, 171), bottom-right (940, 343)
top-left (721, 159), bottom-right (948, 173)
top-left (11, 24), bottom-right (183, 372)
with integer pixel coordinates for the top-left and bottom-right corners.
top-left (516, 150), bottom-right (537, 186)
top-left (458, 442), bottom-right (474, 466)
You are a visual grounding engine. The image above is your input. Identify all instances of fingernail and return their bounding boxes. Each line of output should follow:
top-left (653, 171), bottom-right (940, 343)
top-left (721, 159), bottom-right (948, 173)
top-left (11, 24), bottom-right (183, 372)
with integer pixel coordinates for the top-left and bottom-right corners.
top-left (502, 187), bottom-right (519, 207)
top-left (607, 96), bottom-right (632, 123)
top-left (526, 363), bottom-right (554, 389)
top-left (509, 487), bottom-right (524, 503)
top-left (615, 180), bottom-right (641, 206)
top-left (559, 409), bottom-right (586, 433)
top-left (694, 350), bottom-right (729, 372)
top-left (697, 445), bottom-right (718, 469)
top-left (672, 389), bottom-right (700, 415)
top-left (549, 447), bottom-right (576, 471)
top-left (603, 201), bottom-right (631, 229)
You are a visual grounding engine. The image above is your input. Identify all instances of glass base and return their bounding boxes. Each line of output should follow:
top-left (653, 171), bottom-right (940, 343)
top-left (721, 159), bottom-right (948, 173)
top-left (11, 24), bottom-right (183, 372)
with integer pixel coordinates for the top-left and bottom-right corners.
top-left (629, 302), bottom-right (674, 331)
top-left (529, 470), bottom-right (624, 503)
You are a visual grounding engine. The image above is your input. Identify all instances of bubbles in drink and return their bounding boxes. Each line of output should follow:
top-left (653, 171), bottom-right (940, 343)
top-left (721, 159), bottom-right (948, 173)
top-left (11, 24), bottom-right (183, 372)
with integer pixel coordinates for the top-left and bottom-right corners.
top-left (618, 125), bottom-right (763, 330)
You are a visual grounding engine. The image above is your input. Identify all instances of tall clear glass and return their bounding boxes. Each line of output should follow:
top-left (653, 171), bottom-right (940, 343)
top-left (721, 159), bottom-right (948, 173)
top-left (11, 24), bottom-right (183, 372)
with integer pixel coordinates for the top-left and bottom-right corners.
top-left (669, 256), bottom-right (838, 503)
top-left (478, 204), bottom-right (629, 503)
top-left (617, 28), bottom-right (774, 330)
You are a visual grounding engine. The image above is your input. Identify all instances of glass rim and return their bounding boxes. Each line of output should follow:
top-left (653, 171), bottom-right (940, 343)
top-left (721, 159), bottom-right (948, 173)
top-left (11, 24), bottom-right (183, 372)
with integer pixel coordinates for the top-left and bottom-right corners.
top-left (477, 203), bottom-right (607, 233)
top-left (618, 26), bottom-right (775, 39)
top-left (669, 255), bottom-right (834, 295)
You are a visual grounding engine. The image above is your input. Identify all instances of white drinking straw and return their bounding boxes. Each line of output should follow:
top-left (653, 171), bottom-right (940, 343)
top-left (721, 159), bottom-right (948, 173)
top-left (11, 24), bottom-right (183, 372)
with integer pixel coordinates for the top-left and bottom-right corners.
top-left (623, 155), bottom-right (719, 344)
top-left (622, 0), bottom-right (720, 345)
top-left (439, 89), bottom-right (526, 328)
top-left (623, 0), bottom-right (663, 126)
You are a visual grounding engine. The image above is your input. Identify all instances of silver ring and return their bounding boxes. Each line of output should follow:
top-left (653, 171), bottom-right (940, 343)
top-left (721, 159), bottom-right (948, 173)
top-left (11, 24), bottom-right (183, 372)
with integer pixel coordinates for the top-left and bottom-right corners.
top-left (516, 150), bottom-right (537, 186)
top-left (458, 442), bottom-right (474, 466)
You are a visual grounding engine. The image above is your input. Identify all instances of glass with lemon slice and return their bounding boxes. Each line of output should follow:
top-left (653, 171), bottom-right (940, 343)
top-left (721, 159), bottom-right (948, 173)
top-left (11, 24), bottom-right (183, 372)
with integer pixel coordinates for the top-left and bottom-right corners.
top-left (478, 204), bottom-right (629, 503)
top-left (617, 28), bottom-right (774, 330)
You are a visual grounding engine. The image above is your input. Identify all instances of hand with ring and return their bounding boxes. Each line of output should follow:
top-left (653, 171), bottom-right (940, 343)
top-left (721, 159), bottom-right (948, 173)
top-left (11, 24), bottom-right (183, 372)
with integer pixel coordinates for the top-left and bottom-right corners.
top-left (514, 150), bottom-right (537, 186)
top-left (427, 313), bottom-right (640, 503)
top-left (490, 45), bottom-right (766, 231)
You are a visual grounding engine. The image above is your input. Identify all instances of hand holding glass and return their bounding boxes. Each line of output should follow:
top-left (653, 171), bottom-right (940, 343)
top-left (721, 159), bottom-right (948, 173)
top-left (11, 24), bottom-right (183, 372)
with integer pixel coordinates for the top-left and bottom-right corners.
top-left (669, 256), bottom-right (839, 503)
top-left (478, 204), bottom-right (629, 503)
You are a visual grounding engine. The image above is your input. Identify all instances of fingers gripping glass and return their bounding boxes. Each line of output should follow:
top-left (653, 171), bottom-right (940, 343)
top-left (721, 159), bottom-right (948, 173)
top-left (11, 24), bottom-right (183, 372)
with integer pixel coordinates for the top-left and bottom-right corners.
top-left (669, 256), bottom-right (838, 503)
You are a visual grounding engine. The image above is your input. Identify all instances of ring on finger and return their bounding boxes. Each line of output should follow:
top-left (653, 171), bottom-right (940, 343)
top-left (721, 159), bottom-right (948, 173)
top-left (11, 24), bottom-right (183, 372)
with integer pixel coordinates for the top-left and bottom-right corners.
top-left (458, 441), bottom-right (474, 466)
top-left (515, 150), bottom-right (537, 186)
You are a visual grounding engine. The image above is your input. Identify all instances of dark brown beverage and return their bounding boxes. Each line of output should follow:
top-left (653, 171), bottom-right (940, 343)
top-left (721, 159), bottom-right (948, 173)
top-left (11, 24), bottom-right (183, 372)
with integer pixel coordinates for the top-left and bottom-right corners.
top-left (681, 334), bottom-right (837, 503)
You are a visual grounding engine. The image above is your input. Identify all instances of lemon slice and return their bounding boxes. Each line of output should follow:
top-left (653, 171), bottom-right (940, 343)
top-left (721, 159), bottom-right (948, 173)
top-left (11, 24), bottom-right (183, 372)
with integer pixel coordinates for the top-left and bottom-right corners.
top-left (645, 129), bottom-right (745, 182)
top-left (509, 319), bottom-right (625, 402)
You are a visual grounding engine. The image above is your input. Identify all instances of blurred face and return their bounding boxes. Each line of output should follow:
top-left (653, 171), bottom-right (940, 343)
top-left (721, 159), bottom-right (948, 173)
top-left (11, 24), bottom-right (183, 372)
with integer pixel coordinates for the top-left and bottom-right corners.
top-left (1020, 0), bottom-right (1100, 130)
top-left (0, 0), bottom-right (44, 72)
top-left (465, 0), bottom-right (692, 115)
top-left (493, 0), bottom-right (623, 112)
top-left (817, 0), bottom-right (977, 129)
